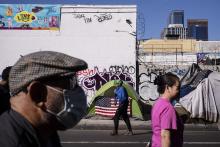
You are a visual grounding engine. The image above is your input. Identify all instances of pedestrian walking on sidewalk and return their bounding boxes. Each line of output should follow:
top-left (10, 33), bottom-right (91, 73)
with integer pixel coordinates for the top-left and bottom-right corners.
top-left (150, 72), bottom-right (184, 147)
top-left (0, 51), bottom-right (88, 147)
top-left (111, 80), bottom-right (133, 136)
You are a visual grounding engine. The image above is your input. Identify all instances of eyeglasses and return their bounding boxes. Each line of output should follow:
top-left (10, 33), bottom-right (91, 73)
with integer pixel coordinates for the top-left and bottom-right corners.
top-left (46, 75), bottom-right (78, 93)
top-left (44, 75), bottom-right (78, 91)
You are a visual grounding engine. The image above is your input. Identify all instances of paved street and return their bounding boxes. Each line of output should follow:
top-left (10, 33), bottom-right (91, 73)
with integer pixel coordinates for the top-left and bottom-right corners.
top-left (59, 129), bottom-right (220, 147)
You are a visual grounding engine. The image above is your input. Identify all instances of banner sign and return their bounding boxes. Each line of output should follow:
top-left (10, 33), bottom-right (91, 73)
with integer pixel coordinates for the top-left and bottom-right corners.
top-left (0, 4), bottom-right (61, 30)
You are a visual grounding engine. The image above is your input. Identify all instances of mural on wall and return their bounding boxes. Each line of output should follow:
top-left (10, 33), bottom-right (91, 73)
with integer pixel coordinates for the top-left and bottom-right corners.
top-left (77, 66), bottom-right (135, 101)
top-left (0, 4), bottom-right (60, 30)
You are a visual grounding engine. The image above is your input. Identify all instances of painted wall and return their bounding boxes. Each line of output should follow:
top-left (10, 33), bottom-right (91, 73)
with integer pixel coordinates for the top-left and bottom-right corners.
top-left (0, 5), bottom-right (137, 102)
top-left (138, 39), bottom-right (197, 100)
top-left (138, 64), bottom-right (189, 100)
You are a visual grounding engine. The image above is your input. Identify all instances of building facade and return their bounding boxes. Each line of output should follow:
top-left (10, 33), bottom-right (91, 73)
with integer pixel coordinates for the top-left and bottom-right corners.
top-left (138, 39), bottom-right (197, 65)
top-left (161, 10), bottom-right (187, 39)
top-left (161, 26), bottom-right (188, 39)
top-left (0, 4), bottom-right (137, 102)
top-left (187, 19), bottom-right (208, 41)
top-left (168, 10), bottom-right (184, 27)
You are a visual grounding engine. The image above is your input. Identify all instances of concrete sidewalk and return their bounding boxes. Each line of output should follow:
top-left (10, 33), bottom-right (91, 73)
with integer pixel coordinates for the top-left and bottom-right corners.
top-left (74, 118), bottom-right (219, 131)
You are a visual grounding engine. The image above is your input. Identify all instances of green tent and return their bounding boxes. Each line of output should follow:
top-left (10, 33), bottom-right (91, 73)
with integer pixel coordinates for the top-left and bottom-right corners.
top-left (87, 80), bottom-right (144, 119)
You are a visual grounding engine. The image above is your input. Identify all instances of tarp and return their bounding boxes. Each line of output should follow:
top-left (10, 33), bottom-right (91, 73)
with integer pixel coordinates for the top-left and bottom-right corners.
top-left (180, 70), bottom-right (220, 122)
top-left (87, 80), bottom-right (144, 119)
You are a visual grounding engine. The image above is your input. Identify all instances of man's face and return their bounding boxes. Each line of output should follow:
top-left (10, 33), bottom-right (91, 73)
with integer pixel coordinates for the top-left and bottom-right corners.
top-left (42, 75), bottom-right (87, 130)
top-left (46, 77), bottom-right (72, 111)
top-left (42, 76), bottom-right (75, 129)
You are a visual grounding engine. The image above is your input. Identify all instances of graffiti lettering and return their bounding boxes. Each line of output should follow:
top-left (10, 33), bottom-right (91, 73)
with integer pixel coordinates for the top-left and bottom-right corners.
top-left (73, 14), bottom-right (85, 19)
top-left (138, 72), bottom-right (158, 101)
top-left (79, 66), bottom-right (135, 91)
top-left (84, 17), bottom-right (92, 23)
top-left (94, 13), bottom-right (112, 22)
top-left (77, 68), bottom-right (97, 76)
top-left (138, 64), bottom-right (189, 100)
top-left (73, 14), bottom-right (92, 23)
top-left (109, 65), bottom-right (135, 75)
top-left (83, 72), bottom-right (134, 90)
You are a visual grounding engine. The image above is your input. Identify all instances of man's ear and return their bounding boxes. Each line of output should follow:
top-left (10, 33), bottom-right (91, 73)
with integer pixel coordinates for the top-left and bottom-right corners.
top-left (27, 81), bottom-right (47, 105)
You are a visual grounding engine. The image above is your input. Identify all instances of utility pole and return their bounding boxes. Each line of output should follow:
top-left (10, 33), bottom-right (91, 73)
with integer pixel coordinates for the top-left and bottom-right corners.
top-left (136, 39), bottom-right (139, 94)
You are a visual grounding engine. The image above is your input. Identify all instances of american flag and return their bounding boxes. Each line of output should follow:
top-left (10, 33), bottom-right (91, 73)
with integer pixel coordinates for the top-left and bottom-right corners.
top-left (95, 97), bottom-right (131, 117)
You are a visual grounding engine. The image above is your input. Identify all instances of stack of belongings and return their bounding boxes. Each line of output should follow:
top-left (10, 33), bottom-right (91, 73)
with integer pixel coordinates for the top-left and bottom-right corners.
top-left (179, 63), bottom-right (220, 122)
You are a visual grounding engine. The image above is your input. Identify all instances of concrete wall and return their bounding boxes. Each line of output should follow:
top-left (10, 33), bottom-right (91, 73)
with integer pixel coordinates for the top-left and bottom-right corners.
top-left (196, 41), bottom-right (220, 66)
top-left (138, 39), bottom-right (197, 100)
top-left (138, 39), bottom-right (220, 100)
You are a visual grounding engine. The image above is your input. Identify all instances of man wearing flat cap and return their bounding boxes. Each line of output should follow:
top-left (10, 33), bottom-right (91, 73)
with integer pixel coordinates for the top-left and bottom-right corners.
top-left (0, 51), bottom-right (88, 147)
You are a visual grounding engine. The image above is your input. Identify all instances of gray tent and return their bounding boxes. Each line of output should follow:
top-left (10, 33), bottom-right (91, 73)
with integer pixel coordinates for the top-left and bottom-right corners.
top-left (179, 65), bottom-right (220, 122)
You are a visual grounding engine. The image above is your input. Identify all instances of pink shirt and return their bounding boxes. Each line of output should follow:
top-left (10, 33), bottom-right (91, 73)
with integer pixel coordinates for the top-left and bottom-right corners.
top-left (151, 97), bottom-right (178, 147)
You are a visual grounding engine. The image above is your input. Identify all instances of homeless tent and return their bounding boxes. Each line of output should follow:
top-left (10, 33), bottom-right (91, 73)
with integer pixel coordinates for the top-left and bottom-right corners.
top-left (87, 80), bottom-right (144, 120)
top-left (179, 64), bottom-right (220, 122)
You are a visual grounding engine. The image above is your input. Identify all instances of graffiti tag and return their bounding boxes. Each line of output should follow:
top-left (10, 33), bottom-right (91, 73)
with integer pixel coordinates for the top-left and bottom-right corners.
top-left (73, 14), bottom-right (92, 23)
top-left (79, 66), bottom-right (135, 91)
top-left (94, 13), bottom-right (112, 22)
top-left (109, 65), bottom-right (135, 74)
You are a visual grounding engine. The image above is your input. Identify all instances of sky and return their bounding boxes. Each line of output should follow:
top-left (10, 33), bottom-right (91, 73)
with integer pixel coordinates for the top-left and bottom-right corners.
top-left (1, 0), bottom-right (220, 40)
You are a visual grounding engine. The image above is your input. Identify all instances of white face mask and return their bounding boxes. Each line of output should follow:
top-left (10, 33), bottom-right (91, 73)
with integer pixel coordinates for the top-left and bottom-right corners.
top-left (46, 85), bottom-right (87, 130)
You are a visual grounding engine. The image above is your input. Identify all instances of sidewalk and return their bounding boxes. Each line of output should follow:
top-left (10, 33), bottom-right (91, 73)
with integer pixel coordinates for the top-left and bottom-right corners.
top-left (74, 118), bottom-right (219, 131)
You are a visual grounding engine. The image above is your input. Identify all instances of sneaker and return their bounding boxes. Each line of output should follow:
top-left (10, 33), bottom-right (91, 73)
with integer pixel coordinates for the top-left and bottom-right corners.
top-left (124, 131), bottom-right (133, 136)
top-left (110, 130), bottom-right (118, 136)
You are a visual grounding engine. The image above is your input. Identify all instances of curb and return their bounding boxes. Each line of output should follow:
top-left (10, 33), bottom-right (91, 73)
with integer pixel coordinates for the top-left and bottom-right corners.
top-left (73, 119), bottom-right (219, 130)
top-left (74, 119), bottom-right (149, 130)
top-left (184, 123), bottom-right (219, 131)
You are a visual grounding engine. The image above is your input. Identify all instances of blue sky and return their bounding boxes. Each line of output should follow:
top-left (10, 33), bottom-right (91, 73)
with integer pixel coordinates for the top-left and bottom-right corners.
top-left (1, 0), bottom-right (219, 40)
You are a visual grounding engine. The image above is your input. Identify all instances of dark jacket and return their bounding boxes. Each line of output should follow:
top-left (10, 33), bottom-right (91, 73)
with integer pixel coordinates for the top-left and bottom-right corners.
top-left (0, 109), bottom-right (62, 147)
top-left (0, 85), bottom-right (10, 114)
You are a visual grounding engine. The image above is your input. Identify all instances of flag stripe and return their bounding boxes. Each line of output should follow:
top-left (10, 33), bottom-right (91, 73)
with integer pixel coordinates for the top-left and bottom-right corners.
top-left (95, 111), bottom-right (131, 117)
top-left (95, 106), bottom-right (130, 110)
top-left (95, 97), bottom-right (131, 117)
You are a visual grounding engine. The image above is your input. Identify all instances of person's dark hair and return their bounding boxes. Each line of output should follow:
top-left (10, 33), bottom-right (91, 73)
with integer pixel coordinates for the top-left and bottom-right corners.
top-left (1, 66), bottom-right (12, 81)
top-left (154, 72), bottom-right (179, 94)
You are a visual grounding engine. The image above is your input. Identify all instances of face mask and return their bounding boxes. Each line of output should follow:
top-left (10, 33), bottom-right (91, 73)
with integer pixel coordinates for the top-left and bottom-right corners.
top-left (46, 85), bottom-right (87, 129)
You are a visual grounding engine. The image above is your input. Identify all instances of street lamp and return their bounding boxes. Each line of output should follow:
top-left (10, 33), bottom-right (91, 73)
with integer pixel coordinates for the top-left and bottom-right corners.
top-left (115, 30), bottom-right (136, 36)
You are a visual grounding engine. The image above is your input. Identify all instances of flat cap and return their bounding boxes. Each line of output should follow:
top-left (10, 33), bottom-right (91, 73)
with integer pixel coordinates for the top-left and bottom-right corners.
top-left (9, 51), bottom-right (88, 96)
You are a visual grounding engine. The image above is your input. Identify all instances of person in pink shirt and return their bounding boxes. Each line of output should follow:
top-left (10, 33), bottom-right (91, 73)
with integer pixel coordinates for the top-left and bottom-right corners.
top-left (150, 72), bottom-right (183, 147)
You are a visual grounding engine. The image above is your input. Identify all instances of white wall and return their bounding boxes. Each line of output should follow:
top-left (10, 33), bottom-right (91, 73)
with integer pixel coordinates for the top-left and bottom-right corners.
top-left (143, 53), bottom-right (197, 65)
top-left (0, 5), bottom-right (137, 102)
